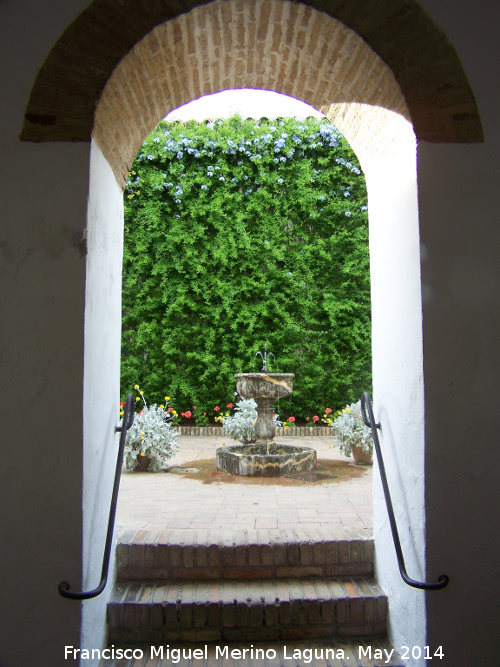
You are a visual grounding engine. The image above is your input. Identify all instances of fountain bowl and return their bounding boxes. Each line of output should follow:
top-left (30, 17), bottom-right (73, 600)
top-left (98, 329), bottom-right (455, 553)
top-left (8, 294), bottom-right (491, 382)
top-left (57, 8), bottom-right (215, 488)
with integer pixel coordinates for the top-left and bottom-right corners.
top-left (235, 373), bottom-right (294, 400)
top-left (216, 443), bottom-right (316, 477)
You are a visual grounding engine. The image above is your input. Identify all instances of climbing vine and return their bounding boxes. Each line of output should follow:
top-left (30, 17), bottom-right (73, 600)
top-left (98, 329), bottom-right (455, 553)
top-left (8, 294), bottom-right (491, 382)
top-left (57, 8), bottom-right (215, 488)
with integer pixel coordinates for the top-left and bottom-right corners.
top-left (121, 115), bottom-right (371, 420)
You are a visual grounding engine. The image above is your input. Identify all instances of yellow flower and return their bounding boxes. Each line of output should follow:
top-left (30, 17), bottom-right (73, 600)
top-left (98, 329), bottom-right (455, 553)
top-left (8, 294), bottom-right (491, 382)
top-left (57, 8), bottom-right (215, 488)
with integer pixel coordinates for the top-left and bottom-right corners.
top-left (159, 404), bottom-right (164, 409)
top-left (165, 396), bottom-right (170, 401)
top-left (225, 412), bottom-right (229, 416)
top-left (222, 442), bottom-right (225, 446)
top-left (140, 452), bottom-right (145, 455)
top-left (134, 384), bottom-right (139, 390)
top-left (284, 425), bottom-right (289, 429)
top-left (140, 390), bottom-right (144, 395)
top-left (120, 411), bottom-right (124, 416)
top-left (135, 397), bottom-right (140, 402)
top-left (141, 432), bottom-right (144, 436)
top-left (329, 445), bottom-right (332, 449)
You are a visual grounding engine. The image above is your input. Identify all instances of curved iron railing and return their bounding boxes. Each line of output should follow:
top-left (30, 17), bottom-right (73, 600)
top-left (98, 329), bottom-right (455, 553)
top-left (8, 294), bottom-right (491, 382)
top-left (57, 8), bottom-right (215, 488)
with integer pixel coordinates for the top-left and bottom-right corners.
top-left (58, 393), bottom-right (135, 600)
top-left (360, 392), bottom-right (449, 591)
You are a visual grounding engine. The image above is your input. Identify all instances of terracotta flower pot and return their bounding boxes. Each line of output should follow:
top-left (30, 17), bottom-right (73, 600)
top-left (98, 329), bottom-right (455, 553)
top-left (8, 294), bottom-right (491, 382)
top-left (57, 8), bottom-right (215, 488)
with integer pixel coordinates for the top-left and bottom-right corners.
top-left (135, 454), bottom-right (152, 471)
top-left (351, 441), bottom-right (373, 465)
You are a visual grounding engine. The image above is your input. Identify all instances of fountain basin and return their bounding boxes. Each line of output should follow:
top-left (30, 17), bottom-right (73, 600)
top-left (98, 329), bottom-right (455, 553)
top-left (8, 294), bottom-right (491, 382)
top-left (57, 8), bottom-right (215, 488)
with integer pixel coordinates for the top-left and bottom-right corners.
top-left (216, 443), bottom-right (317, 477)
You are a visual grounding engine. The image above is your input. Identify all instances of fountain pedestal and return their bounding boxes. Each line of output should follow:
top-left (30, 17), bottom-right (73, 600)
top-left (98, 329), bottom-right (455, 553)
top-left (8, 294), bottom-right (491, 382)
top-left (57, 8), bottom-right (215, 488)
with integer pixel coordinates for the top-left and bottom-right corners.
top-left (235, 372), bottom-right (294, 445)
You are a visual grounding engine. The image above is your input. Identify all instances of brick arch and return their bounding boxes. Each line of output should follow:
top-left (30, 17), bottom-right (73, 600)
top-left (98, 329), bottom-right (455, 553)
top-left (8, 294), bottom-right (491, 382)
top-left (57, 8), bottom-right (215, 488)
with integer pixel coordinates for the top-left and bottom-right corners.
top-left (92, 1), bottom-right (417, 184)
top-left (21, 0), bottom-right (482, 156)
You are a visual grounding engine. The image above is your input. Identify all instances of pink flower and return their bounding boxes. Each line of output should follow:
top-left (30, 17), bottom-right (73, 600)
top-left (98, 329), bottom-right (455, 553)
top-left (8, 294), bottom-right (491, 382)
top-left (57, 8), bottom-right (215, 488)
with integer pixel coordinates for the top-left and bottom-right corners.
top-left (182, 410), bottom-right (192, 419)
top-left (325, 408), bottom-right (332, 414)
top-left (193, 405), bottom-right (197, 410)
top-left (306, 416), bottom-right (310, 421)
top-left (227, 403), bottom-right (233, 409)
top-left (313, 415), bottom-right (319, 422)
top-left (288, 416), bottom-right (295, 422)
top-left (214, 406), bottom-right (220, 412)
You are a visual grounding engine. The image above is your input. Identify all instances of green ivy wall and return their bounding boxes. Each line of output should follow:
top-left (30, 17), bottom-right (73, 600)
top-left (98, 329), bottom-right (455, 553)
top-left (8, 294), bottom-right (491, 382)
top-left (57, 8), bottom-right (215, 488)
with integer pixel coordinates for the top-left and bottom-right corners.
top-left (121, 116), bottom-right (371, 422)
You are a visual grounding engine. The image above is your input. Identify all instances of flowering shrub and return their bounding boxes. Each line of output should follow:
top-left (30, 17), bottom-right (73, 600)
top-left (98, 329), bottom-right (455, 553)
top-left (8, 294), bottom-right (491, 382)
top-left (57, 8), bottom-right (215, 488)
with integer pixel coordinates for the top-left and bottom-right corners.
top-left (330, 400), bottom-right (373, 457)
top-left (121, 115), bottom-right (371, 414)
top-left (124, 386), bottom-right (179, 472)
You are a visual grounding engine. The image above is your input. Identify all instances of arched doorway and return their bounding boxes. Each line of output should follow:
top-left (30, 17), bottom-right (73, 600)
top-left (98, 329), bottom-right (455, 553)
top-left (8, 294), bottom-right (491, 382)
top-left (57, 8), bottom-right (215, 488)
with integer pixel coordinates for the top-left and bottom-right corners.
top-left (21, 0), bottom-right (482, 658)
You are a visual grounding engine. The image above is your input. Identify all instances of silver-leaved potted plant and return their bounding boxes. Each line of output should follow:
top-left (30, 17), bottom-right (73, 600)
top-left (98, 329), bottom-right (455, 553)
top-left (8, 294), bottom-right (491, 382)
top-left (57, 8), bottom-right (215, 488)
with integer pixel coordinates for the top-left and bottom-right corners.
top-left (221, 397), bottom-right (283, 444)
top-left (123, 385), bottom-right (179, 472)
top-left (330, 400), bottom-right (373, 465)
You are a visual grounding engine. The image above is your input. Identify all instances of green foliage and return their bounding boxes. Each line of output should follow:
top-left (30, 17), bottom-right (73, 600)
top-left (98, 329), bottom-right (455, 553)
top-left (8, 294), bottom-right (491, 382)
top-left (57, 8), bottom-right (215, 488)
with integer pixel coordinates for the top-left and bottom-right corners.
top-left (121, 115), bottom-right (371, 419)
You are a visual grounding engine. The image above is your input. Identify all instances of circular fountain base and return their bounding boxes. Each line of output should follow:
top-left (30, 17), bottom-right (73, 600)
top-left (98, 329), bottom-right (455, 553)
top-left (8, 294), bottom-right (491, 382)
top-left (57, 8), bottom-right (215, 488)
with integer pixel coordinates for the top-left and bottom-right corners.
top-left (216, 443), bottom-right (317, 477)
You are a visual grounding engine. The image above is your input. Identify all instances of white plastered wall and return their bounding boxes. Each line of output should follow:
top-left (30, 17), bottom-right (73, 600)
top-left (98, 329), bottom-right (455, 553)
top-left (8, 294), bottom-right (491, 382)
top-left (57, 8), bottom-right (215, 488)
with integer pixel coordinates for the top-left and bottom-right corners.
top-left (0, 3), bottom-right (90, 665)
top-left (348, 115), bottom-right (427, 655)
top-left (417, 1), bottom-right (500, 664)
top-left (80, 141), bottom-right (125, 658)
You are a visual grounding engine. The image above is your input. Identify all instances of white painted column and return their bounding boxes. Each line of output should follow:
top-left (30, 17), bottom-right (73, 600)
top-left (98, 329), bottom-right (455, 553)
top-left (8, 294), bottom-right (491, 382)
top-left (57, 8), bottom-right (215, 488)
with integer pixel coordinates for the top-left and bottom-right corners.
top-left (364, 132), bottom-right (427, 659)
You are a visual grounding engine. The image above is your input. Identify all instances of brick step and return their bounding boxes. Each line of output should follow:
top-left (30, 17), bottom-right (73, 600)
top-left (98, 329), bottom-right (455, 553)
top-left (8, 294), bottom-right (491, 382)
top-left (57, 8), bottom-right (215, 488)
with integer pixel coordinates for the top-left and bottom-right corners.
top-left (116, 527), bottom-right (374, 581)
top-left (107, 577), bottom-right (387, 644)
top-left (99, 638), bottom-right (405, 667)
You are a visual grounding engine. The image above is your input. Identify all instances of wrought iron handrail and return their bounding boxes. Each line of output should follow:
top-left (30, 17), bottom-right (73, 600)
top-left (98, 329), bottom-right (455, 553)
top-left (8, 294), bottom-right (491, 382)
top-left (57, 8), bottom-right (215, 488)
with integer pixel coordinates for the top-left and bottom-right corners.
top-left (360, 392), bottom-right (449, 591)
top-left (58, 393), bottom-right (135, 600)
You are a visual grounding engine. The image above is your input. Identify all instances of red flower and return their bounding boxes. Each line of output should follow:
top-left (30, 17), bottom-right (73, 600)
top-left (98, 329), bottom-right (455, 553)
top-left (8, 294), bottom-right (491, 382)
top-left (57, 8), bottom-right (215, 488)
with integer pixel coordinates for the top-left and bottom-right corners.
top-left (193, 405), bottom-right (197, 410)
top-left (313, 415), bottom-right (319, 422)
top-left (227, 403), bottom-right (233, 409)
top-left (306, 416), bottom-right (310, 421)
top-left (288, 416), bottom-right (295, 422)
top-left (119, 401), bottom-right (125, 408)
top-left (167, 407), bottom-right (174, 412)
top-left (325, 407), bottom-right (332, 414)
top-left (182, 410), bottom-right (192, 419)
top-left (214, 406), bottom-right (220, 412)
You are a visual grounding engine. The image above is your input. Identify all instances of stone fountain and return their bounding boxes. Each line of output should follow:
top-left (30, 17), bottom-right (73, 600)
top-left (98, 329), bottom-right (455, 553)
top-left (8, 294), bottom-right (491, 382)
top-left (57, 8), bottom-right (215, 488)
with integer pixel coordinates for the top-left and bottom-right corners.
top-left (216, 347), bottom-right (317, 477)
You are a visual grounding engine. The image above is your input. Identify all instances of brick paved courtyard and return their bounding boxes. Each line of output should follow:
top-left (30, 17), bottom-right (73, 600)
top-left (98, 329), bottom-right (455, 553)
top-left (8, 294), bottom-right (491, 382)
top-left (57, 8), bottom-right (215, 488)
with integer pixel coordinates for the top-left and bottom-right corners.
top-left (116, 435), bottom-right (373, 541)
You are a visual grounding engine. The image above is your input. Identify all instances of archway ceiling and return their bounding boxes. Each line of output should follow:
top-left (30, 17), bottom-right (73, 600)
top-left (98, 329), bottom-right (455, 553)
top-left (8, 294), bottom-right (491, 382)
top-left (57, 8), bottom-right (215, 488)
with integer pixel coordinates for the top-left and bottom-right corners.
top-left (21, 0), bottom-right (482, 146)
